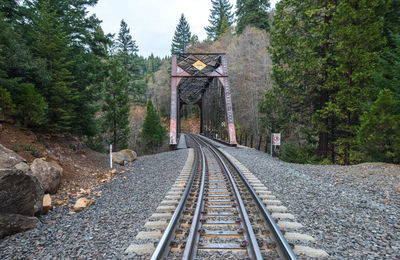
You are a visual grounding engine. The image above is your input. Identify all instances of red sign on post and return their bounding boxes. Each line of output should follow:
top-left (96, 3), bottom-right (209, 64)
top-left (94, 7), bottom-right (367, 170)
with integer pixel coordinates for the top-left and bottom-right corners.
top-left (272, 133), bottom-right (281, 145)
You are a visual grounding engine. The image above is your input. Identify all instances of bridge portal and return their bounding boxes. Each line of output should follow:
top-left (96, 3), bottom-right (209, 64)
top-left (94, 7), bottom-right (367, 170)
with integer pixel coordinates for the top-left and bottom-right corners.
top-left (169, 53), bottom-right (237, 147)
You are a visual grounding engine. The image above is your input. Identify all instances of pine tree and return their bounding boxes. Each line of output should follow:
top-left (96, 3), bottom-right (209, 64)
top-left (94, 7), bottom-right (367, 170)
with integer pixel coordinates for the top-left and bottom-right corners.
top-left (141, 99), bottom-right (166, 152)
top-left (171, 14), bottom-right (191, 54)
top-left (264, 0), bottom-right (389, 164)
top-left (358, 89), bottom-right (400, 163)
top-left (13, 83), bottom-right (48, 127)
top-left (116, 19), bottom-right (139, 62)
top-left (327, 0), bottom-right (389, 164)
top-left (266, 0), bottom-right (337, 160)
top-left (29, 0), bottom-right (75, 132)
top-left (205, 0), bottom-right (234, 41)
top-left (374, 0), bottom-right (400, 113)
top-left (235, 0), bottom-right (270, 34)
top-left (115, 19), bottom-right (145, 103)
top-left (0, 87), bottom-right (14, 120)
top-left (219, 15), bottom-right (231, 36)
top-left (190, 34), bottom-right (199, 45)
top-left (102, 56), bottom-right (130, 150)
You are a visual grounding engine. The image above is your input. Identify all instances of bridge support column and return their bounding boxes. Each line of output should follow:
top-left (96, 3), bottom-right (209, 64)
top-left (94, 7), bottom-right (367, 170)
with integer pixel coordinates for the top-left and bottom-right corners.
top-left (218, 56), bottom-right (237, 145)
top-left (169, 56), bottom-right (182, 145)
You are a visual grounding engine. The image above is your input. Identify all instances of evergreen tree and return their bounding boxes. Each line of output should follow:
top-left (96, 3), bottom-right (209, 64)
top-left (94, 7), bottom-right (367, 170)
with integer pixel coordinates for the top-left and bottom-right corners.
top-left (374, 0), bottom-right (400, 113)
top-left (141, 99), bottom-right (166, 151)
top-left (116, 19), bottom-right (146, 103)
top-left (264, 0), bottom-right (389, 164)
top-left (190, 34), bottom-right (199, 45)
top-left (327, 0), bottom-right (389, 164)
top-left (357, 89), bottom-right (400, 163)
top-left (171, 14), bottom-right (191, 54)
top-left (235, 0), bottom-right (270, 34)
top-left (219, 15), bottom-right (231, 36)
top-left (0, 0), bottom-right (19, 22)
top-left (116, 19), bottom-right (139, 63)
top-left (102, 56), bottom-right (130, 150)
top-left (0, 87), bottom-right (14, 120)
top-left (265, 0), bottom-right (337, 160)
top-left (13, 83), bottom-right (48, 127)
top-left (205, 0), bottom-right (234, 40)
top-left (29, 0), bottom-right (75, 132)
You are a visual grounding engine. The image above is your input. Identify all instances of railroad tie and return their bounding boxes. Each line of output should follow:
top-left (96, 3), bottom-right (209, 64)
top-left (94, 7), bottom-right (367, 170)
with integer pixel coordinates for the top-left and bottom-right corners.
top-left (124, 149), bottom-right (195, 257)
top-left (218, 148), bottom-right (329, 258)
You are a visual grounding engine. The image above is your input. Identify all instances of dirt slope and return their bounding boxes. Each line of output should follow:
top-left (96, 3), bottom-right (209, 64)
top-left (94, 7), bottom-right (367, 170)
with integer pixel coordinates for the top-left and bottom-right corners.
top-left (0, 122), bottom-right (121, 208)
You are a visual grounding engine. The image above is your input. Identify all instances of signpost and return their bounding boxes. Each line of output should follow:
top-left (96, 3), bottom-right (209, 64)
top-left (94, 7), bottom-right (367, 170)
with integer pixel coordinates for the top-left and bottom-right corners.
top-left (110, 144), bottom-right (113, 169)
top-left (271, 133), bottom-right (281, 156)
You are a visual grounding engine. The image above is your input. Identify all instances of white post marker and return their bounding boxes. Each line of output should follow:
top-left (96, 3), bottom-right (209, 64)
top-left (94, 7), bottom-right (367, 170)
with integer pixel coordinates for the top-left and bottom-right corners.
top-left (110, 144), bottom-right (113, 169)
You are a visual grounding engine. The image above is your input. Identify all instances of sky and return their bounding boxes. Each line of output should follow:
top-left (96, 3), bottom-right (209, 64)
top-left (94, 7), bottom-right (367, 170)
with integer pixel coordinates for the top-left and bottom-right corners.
top-left (88, 0), bottom-right (279, 57)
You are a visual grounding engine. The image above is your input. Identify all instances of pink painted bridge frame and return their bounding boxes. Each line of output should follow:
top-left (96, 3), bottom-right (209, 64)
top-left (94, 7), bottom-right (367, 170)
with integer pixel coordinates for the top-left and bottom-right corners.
top-left (169, 54), bottom-right (237, 146)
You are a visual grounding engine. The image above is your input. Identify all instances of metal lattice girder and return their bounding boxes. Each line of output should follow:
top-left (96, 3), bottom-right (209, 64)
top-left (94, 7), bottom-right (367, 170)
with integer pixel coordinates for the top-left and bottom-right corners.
top-left (169, 53), bottom-right (237, 146)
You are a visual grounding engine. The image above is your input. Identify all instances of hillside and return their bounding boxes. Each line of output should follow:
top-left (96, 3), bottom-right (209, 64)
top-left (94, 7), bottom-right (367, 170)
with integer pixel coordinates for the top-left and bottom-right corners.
top-left (0, 122), bottom-right (121, 207)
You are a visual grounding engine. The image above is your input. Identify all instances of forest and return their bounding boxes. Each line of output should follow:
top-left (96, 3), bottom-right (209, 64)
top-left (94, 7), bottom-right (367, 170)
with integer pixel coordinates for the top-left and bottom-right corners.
top-left (1, 0), bottom-right (399, 164)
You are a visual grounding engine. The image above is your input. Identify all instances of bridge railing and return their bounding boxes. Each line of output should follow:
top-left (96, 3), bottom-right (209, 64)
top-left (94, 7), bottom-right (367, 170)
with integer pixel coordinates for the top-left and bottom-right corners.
top-left (205, 129), bottom-right (275, 155)
top-left (236, 133), bottom-right (276, 155)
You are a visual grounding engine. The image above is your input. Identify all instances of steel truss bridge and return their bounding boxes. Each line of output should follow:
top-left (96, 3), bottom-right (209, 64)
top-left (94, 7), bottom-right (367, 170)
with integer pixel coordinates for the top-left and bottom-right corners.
top-left (169, 53), bottom-right (237, 147)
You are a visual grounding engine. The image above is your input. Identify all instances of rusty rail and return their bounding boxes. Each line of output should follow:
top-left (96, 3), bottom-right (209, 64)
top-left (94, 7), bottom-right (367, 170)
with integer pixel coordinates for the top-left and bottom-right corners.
top-left (197, 135), bottom-right (297, 260)
top-left (182, 135), bottom-right (262, 259)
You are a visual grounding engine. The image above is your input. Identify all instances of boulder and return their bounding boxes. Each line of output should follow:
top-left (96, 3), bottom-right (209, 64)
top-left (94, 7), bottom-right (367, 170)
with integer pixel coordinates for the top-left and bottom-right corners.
top-left (112, 149), bottom-right (137, 165)
top-left (30, 158), bottom-right (62, 194)
top-left (0, 213), bottom-right (39, 238)
top-left (120, 149), bottom-right (137, 162)
top-left (42, 194), bottom-right (52, 215)
top-left (0, 169), bottom-right (44, 216)
top-left (73, 198), bottom-right (94, 212)
top-left (15, 162), bottom-right (30, 173)
top-left (0, 144), bottom-right (26, 170)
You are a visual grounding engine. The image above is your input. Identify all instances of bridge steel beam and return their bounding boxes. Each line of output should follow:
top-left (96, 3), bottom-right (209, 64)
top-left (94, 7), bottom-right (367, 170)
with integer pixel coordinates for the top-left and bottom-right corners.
top-left (169, 55), bottom-right (182, 146)
top-left (169, 53), bottom-right (237, 146)
top-left (218, 55), bottom-right (237, 145)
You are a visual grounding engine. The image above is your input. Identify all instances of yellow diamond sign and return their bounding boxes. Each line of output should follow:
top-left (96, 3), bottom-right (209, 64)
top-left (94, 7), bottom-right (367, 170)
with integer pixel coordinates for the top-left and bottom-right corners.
top-left (193, 60), bottom-right (207, 71)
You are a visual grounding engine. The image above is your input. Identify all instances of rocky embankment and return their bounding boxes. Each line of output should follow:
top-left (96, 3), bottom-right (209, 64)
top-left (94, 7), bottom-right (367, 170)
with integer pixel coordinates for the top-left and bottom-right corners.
top-left (0, 149), bottom-right (188, 259)
top-left (223, 146), bottom-right (400, 259)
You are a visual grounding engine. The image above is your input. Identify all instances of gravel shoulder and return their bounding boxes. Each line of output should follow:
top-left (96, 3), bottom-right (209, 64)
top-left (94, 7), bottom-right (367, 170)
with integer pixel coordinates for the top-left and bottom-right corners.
top-left (0, 149), bottom-right (188, 259)
top-left (223, 146), bottom-right (400, 259)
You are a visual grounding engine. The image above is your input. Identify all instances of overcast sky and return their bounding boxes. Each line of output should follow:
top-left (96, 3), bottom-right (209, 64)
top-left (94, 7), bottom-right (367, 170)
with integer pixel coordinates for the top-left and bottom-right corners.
top-left (88, 0), bottom-right (279, 57)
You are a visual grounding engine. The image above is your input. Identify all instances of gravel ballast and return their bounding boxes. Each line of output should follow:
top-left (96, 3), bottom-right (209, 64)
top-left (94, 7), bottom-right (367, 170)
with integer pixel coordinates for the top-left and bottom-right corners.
top-left (222, 145), bottom-right (400, 259)
top-left (0, 149), bottom-right (188, 259)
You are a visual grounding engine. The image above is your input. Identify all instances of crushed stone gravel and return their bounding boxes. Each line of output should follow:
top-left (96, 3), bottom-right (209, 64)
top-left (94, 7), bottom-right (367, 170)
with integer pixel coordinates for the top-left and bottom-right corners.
top-left (222, 145), bottom-right (400, 259)
top-left (0, 149), bottom-right (188, 259)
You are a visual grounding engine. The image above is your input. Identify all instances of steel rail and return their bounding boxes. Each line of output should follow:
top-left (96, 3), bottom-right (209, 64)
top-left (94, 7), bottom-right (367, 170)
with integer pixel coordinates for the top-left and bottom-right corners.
top-left (182, 136), bottom-right (207, 259)
top-left (203, 138), bottom-right (263, 260)
top-left (198, 135), bottom-right (298, 260)
top-left (150, 140), bottom-right (200, 260)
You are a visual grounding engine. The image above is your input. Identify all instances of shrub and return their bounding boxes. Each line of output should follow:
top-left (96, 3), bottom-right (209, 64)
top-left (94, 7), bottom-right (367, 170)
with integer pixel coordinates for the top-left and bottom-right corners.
top-left (13, 83), bottom-right (48, 127)
top-left (280, 144), bottom-right (309, 164)
top-left (21, 143), bottom-right (41, 157)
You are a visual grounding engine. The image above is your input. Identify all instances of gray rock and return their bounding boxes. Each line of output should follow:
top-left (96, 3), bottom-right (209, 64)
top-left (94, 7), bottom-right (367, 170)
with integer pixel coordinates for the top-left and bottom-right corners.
top-left (0, 213), bottom-right (40, 238)
top-left (0, 149), bottom-right (188, 259)
top-left (0, 144), bottom-right (26, 169)
top-left (120, 149), bottom-right (137, 162)
top-left (15, 162), bottom-right (30, 173)
top-left (0, 169), bottom-right (44, 216)
top-left (112, 149), bottom-right (137, 165)
top-left (30, 159), bottom-right (62, 194)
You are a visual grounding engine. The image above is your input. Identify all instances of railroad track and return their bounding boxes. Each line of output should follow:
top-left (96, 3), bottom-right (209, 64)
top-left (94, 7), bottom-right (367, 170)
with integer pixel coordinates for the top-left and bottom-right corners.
top-left (150, 134), bottom-right (296, 259)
